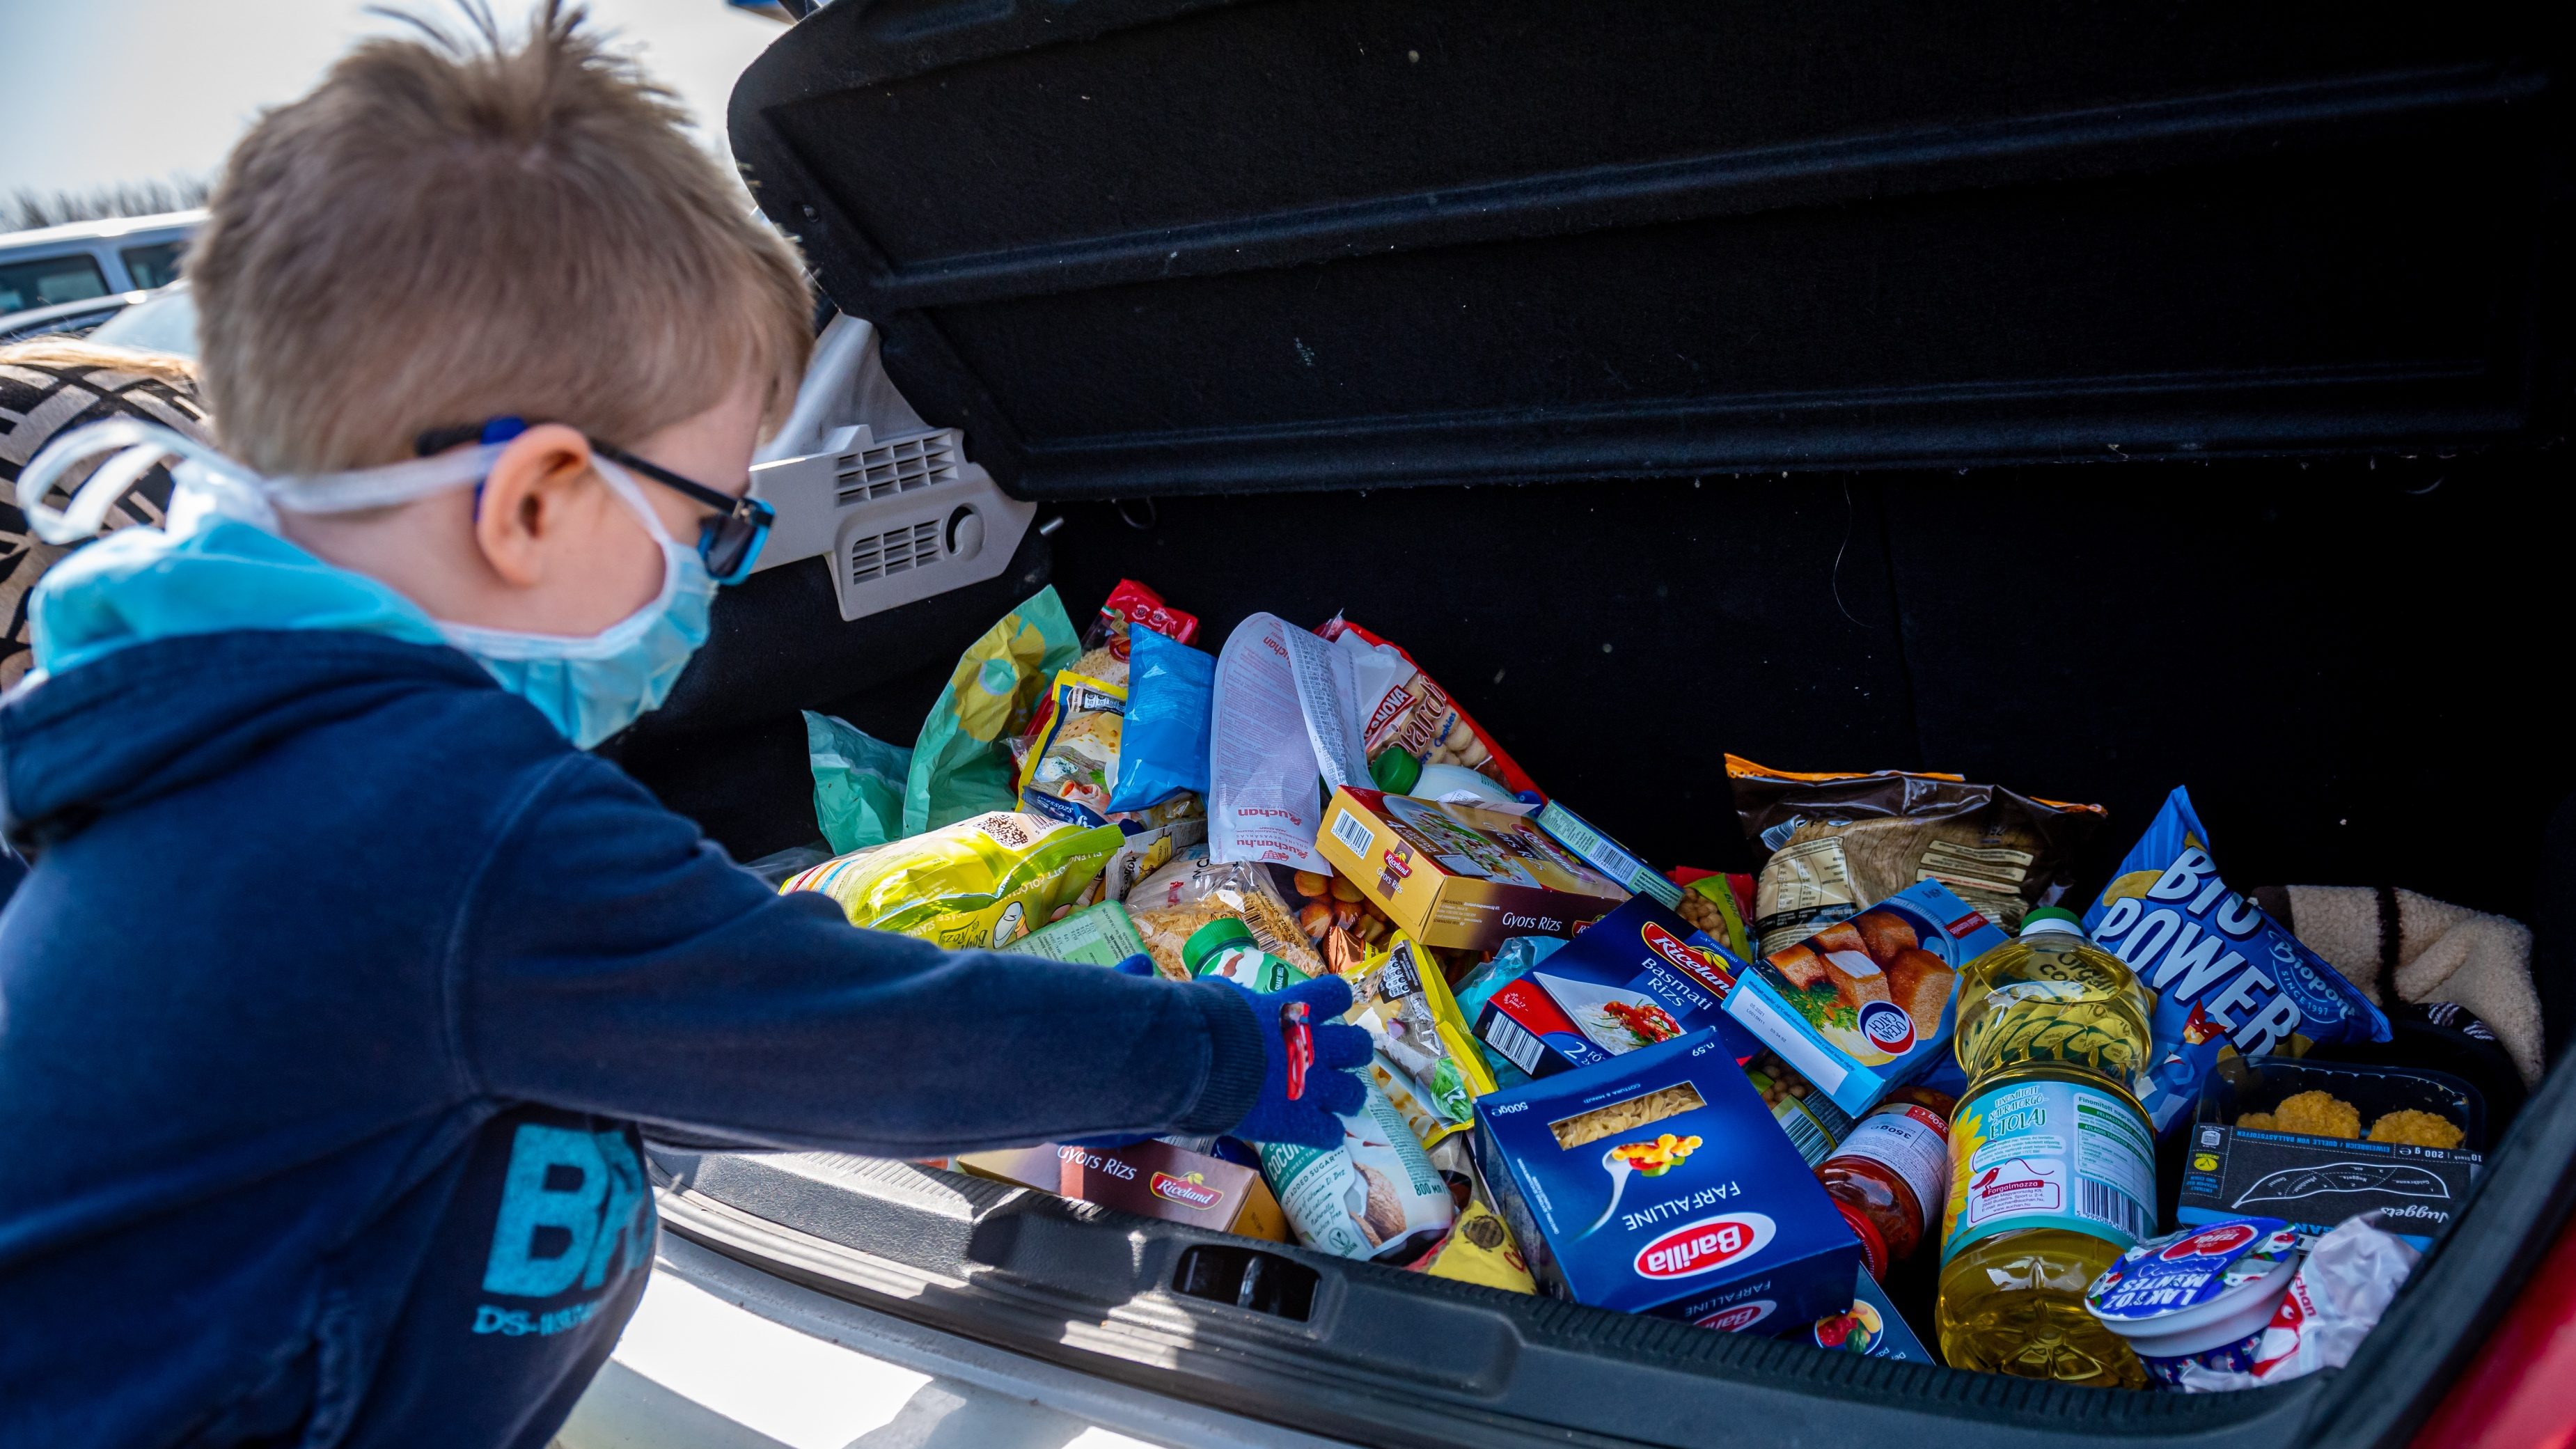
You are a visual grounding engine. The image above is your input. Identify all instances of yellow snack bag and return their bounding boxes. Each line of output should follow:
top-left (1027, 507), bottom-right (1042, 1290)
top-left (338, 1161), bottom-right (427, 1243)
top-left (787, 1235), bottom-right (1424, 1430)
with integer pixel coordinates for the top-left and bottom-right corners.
top-left (781, 811), bottom-right (1123, 950)
top-left (1415, 1200), bottom-right (1536, 1294)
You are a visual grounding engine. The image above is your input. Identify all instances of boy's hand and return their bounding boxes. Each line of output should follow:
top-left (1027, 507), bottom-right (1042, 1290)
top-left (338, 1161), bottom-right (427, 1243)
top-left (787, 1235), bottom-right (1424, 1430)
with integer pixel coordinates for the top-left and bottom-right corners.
top-left (1227, 974), bottom-right (1371, 1148)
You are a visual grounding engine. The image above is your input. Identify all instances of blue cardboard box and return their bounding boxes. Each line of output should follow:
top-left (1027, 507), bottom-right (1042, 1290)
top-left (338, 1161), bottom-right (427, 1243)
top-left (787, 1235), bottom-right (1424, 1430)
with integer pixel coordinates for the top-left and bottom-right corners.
top-left (1721, 879), bottom-right (2008, 1115)
top-left (1795, 1267), bottom-right (1935, 1361)
top-left (1476, 1029), bottom-right (1862, 1333)
top-left (1533, 801), bottom-right (1685, 909)
top-left (1472, 895), bottom-right (1765, 1079)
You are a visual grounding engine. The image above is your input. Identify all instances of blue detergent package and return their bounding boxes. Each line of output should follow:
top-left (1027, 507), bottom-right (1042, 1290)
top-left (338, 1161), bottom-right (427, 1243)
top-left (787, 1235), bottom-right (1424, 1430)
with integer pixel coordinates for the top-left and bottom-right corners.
top-left (1105, 625), bottom-right (1213, 812)
top-left (2083, 788), bottom-right (2389, 1131)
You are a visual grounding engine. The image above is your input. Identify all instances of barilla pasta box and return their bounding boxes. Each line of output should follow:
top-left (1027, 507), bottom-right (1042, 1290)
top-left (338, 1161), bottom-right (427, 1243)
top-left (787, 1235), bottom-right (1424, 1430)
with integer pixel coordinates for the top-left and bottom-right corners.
top-left (1721, 879), bottom-right (2008, 1116)
top-left (1534, 801), bottom-right (1685, 909)
top-left (957, 1140), bottom-right (1290, 1243)
top-left (1473, 894), bottom-right (1766, 1079)
top-left (1315, 787), bottom-right (1629, 953)
top-left (1476, 1029), bottom-right (1861, 1333)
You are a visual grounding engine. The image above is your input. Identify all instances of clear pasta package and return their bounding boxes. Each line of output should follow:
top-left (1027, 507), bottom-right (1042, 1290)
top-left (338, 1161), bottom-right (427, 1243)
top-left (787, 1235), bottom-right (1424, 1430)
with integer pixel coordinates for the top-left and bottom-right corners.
top-left (1125, 852), bottom-right (1326, 982)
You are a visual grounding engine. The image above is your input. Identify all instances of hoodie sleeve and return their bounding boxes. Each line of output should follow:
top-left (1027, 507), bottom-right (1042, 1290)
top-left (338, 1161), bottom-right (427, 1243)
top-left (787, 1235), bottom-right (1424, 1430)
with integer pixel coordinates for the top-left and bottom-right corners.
top-left (449, 753), bottom-right (1267, 1155)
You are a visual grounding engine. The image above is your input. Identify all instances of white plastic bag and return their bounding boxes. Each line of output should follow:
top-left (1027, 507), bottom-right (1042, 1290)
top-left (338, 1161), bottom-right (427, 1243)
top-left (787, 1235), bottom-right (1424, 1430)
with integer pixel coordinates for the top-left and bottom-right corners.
top-left (1207, 613), bottom-right (1369, 870)
top-left (2175, 1214), bottom-right (2421, 1391)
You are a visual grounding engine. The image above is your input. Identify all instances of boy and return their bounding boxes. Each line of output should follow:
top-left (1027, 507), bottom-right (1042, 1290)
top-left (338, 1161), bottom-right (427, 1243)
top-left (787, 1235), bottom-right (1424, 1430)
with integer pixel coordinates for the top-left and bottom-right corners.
top-left (0, 8), bottom-right (1364, 1448)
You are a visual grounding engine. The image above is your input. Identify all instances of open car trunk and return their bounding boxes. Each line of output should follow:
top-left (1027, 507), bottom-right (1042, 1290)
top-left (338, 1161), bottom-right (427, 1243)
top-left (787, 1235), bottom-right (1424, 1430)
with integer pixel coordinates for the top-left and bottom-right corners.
top-left (609, 3), bottom-right (2576, 1443)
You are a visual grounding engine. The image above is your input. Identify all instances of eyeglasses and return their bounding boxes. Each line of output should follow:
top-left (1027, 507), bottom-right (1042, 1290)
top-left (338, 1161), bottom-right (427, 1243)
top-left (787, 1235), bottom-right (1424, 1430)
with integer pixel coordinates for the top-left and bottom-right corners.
top-left (414, 416), bottom-right (774, 585)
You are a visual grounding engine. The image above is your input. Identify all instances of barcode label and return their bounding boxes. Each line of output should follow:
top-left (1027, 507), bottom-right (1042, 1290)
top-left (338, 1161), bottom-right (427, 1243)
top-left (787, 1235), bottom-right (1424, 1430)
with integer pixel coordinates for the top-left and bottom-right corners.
top-left (1771, 1104), bottom-right (1835, 1167)
top-left (1481, 1012), bottom-right (1546, 1075)
top-left (1330, 810), bottom-right (1376, 857)
top-left (2078, 1178), bottom-right (2152, 1244)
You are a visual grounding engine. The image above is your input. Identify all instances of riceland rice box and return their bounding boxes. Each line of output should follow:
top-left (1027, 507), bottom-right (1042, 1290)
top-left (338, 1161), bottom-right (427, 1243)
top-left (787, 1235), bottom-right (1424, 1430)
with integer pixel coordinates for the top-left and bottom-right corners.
top-left (1474, 894), bottom-right (1765, 1079)
top-left (1475, 1029), bottom-right (1861, 1333)
top-left (956, 1140), bottom-right (1289, 1243)
top-left (1314, 787), bottom-right (1628, 953)
top-left (1721, 879), bottom-right (2008, 1115)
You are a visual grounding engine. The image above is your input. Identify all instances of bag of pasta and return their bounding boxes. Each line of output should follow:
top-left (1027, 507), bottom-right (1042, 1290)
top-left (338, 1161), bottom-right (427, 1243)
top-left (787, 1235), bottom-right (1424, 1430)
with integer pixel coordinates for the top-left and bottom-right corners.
top-left (1126, 852), bottom-right (1324, 981)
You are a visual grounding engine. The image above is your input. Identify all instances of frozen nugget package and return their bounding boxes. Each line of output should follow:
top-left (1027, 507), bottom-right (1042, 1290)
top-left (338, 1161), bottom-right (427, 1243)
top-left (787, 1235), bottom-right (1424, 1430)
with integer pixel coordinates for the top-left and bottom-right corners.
top-left (782, 811), bottom-right (1122, 950)
top-left (2084, 788), bottom-right (2389, 1131)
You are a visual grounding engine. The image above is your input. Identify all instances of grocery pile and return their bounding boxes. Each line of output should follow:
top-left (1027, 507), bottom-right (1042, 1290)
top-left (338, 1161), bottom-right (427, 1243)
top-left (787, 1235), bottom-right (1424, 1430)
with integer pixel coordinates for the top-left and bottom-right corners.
top-left (786, 583), bottom-right (2510, 1391)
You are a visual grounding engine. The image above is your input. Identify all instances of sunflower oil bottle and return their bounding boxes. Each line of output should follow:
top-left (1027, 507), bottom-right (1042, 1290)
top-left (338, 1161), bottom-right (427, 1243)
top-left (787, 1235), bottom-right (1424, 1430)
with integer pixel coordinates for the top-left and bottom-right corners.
top-left (1934, 907), bottom-right (2159, 1388)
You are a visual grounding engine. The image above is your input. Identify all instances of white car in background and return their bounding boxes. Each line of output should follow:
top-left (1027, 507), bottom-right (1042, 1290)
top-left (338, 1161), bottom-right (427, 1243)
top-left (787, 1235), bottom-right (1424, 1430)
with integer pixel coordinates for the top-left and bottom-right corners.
top-left (0, 210), bottom-right (201, 342)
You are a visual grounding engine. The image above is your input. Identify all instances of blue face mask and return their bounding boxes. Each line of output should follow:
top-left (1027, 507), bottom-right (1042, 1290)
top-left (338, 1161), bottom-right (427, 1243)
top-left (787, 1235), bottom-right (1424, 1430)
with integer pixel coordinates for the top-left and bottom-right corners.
top-left (425, 457), bottom-right (716, 747)
top-left (16, 419), bottom-right (719, 748)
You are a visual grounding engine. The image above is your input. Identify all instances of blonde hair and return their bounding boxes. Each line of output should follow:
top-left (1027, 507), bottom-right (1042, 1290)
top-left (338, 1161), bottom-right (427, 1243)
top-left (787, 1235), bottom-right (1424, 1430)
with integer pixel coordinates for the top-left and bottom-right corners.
top-left (190, 1), bottom-right (812, 474)
top-left (0, 338), bottom-right (198, 389)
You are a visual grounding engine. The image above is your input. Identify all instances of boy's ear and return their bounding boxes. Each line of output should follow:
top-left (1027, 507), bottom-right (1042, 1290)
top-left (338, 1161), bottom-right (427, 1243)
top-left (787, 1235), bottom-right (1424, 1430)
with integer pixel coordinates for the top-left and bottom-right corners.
top-left (473, 424), bottom-right (599, 588)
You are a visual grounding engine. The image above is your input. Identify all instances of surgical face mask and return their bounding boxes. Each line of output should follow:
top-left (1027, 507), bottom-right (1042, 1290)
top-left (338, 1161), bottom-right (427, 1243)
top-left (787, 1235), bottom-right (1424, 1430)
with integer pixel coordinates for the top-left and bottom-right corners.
top-left (15, 418), bottom-right (718, 748)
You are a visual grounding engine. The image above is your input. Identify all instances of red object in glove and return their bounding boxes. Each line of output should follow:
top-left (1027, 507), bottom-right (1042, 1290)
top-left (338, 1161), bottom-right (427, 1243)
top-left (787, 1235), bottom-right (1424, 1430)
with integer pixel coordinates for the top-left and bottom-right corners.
top-left (1280, 1000), bottom-right (1314, 1102)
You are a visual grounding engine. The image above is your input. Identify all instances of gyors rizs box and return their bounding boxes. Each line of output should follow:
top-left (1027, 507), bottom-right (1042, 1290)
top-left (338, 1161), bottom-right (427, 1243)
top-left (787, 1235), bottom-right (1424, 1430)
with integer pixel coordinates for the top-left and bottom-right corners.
top-left (1475, 1029), bottom-right (1860, 1334)
top-left (1314, 787), bottom-right (1629, 953)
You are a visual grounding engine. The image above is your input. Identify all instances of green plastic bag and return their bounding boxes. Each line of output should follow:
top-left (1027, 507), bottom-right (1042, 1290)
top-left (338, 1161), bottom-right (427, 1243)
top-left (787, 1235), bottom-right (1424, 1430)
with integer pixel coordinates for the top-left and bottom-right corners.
top-left (803, 710), bottom-right (913, 855)
top-left (903, 586), bottom-right (1078, 836)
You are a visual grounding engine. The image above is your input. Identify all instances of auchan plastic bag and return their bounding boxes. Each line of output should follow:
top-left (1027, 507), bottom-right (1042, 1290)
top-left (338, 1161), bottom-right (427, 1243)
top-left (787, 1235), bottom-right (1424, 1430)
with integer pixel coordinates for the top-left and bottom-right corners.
top-left (781, 810), bottom-right (1122, 950)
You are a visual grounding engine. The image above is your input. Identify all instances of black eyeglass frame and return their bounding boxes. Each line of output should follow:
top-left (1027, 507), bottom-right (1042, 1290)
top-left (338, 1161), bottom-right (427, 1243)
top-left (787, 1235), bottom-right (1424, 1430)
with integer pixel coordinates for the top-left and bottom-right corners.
top-left (413, 419), bottom-right (775, 583)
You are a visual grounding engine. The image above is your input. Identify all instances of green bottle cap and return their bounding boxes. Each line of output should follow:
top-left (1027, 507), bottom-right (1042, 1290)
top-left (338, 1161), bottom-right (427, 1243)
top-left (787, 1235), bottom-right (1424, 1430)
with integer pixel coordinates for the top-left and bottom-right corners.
top-left (2019, 906), bottom-right (2084, 936)
top-left (1370, 748), bottom-right (1422, 795)
top-left (1182, 916), bottom-right (1257, 975)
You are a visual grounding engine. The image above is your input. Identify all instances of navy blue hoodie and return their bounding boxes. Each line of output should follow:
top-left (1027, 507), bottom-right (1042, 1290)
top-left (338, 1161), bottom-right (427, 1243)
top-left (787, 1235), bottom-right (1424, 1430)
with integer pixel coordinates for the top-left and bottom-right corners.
top-left (0, 625), bottom-right (1264, 1448)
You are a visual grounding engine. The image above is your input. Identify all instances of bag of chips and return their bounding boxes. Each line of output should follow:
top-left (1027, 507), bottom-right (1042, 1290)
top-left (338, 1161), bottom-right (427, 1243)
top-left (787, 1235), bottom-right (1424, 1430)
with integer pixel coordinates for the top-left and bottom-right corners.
top-left (1104, 625), bottom-right (1214, 813)
top-left (2083, 787), bottom-right (2391, 1131)
top-left (1016, 671), bottom-right (1126, 827)
top-left (781, 810), bottom-right (1122, 950)
top-left (1067, 579), bottom-right (1200, 689)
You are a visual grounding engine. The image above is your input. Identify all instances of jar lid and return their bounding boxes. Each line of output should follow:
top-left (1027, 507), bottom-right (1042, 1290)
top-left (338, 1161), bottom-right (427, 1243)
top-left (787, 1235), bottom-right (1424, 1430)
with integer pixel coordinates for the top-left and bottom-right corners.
top-left (1182, 916), bottom-right (1256, 973)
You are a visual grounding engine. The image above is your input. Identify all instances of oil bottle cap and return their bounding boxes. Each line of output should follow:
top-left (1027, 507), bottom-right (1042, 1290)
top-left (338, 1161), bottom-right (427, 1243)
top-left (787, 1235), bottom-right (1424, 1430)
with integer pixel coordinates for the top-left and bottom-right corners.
top-left (1182, 916), bottom-right (1256, 974)
top-left (2020, 907), bottom-right (2084, 937)
top-left (1370, 747), bottom-right (1423, 795)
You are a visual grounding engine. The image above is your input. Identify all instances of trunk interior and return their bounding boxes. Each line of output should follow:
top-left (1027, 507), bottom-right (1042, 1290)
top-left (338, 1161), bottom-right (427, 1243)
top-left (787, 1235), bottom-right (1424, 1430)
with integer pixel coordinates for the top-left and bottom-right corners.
top-left (611, 3), bottom-right (2574, 1443)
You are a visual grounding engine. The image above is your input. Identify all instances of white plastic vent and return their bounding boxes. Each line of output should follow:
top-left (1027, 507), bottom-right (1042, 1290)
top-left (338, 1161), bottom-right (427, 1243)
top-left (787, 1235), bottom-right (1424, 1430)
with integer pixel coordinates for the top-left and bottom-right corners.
top-left (850, 519), bottom-right (942, 584)
top-left (747, 420), bottom-right (1036, 622)
top-left (833, 430), bottom-right (957, 506)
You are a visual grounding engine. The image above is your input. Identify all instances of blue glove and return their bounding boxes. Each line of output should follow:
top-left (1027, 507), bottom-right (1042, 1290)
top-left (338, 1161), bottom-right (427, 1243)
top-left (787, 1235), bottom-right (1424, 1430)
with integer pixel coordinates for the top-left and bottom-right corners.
top-left (1077, 956), bottom-right (1369, 1150)
top-left (1226, 973), bottom-right (1372, 1148)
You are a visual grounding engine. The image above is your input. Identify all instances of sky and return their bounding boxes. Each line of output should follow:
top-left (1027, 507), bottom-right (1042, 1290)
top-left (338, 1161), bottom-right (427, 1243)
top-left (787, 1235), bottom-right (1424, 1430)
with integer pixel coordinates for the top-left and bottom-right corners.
top-left (0, 0), bottom-right (785, 204)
